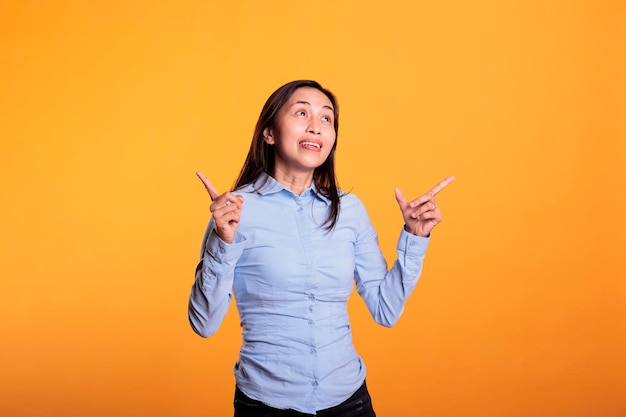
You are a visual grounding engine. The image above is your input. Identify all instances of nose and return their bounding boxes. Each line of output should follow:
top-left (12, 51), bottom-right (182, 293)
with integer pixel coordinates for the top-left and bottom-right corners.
top-left (307, 119), bottom-right (321, 135)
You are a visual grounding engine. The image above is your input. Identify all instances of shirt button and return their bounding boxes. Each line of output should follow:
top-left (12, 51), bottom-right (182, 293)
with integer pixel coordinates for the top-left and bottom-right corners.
top-left (308, 320), bottom-right (314, 326)
top-left (297, 207), bottom-right (303, 213)
top-left (308, 294), bottom-right (315, 301)
top-left (311, 381), bottom-right (318, 387)
top-left (308, 306), bottom-right (313, 312)
top-left (310, 348), bottom-right (316, 354)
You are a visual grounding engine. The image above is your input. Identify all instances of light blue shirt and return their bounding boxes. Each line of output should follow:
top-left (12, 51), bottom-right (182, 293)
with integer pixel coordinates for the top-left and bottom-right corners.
top-left (188, 173), bottom-right (429, 414)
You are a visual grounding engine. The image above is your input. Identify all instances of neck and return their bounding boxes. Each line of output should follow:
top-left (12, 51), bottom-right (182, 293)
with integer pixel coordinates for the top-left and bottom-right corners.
top-left (272, 168), bottom-right (314, 196)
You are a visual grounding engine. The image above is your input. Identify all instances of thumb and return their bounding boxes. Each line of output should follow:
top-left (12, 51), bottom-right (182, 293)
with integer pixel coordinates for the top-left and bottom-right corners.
top-left (394, 187), bottom-right (407, 208)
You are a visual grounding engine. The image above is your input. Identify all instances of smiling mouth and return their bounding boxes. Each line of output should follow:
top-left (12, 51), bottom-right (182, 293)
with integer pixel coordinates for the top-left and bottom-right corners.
top-left (300, 141), bottom-right (321, 150)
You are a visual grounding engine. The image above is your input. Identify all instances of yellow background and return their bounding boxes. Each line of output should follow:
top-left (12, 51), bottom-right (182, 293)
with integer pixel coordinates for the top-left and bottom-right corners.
top-left (1, 1), bottom-right (625, 416)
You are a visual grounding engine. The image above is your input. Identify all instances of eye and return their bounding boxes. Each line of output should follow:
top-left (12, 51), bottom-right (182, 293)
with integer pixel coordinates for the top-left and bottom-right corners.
top-left (322, 115), bottom-right (332, 123)
top-left (296, 110), bottom-right (306, 117)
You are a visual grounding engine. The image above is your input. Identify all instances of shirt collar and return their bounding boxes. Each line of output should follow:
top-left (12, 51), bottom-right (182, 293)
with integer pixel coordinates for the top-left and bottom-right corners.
top-left (252, 173), bottom-right (330, 205)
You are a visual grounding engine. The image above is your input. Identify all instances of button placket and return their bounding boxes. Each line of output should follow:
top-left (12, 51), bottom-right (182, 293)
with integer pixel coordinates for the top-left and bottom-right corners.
top-left (292, 193), bottom-right (320, 397)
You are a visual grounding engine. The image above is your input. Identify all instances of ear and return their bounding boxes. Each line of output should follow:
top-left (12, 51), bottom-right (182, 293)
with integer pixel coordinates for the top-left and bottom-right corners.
top-left (263, 128), bottom-right (275, 145)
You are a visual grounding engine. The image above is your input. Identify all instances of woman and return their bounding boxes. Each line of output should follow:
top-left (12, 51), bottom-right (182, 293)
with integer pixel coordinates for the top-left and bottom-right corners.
top-left (189, 80), bottom-right (453, 416)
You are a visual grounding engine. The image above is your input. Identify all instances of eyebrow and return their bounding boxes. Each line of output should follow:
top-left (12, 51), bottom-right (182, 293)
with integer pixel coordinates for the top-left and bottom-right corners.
top-left (292, 100), bottom-right (334, 112)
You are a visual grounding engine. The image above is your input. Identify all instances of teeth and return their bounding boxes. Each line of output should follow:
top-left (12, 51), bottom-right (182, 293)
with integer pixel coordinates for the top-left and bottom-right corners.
top-left (301, 141), bottom-right (320, 149)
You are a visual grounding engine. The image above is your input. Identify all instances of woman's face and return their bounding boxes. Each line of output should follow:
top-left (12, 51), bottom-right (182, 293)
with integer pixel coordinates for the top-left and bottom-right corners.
top-left (264, 87), bottom-right (336, 179)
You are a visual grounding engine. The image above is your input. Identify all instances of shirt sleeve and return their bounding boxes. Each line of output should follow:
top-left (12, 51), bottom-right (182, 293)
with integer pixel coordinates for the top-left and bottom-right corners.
top-left (188, 218), bottom-right (246, 337)
top-left (353, 200), bottom-right (429, 327)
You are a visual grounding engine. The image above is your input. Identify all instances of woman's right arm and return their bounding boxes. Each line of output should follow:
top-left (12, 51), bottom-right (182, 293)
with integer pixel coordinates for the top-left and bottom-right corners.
top-left (188, 218), bottom-right (245, 337)
top-left (189, 172), bottom-right (245, 337)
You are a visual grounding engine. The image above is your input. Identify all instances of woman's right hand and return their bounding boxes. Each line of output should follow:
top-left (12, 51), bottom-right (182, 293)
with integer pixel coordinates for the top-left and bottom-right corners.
top-left (196, 171), bottom-right (244, 244)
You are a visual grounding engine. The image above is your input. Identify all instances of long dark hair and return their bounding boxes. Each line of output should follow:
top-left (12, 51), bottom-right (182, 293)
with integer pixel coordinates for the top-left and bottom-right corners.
top-left (232, 80), bottom-right (341, 231)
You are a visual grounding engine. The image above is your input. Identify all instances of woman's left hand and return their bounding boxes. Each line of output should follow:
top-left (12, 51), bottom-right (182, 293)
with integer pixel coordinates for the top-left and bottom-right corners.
top-left (394, 176), bottom-right (455, 237)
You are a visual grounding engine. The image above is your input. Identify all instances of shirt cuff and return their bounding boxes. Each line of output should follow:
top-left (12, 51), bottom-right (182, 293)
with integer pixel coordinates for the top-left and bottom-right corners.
top-left (397, 227), bottom-right (429, 256)
top-left (205, 228), bottom-right (246, 264)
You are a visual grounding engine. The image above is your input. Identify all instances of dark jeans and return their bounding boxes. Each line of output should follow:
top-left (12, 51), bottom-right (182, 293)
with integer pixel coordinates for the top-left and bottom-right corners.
top-left (234, 380), bottom-right (376, 417)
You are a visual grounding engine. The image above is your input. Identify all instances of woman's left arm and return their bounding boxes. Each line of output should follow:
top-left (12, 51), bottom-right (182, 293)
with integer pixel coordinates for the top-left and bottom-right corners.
top-left (353, 217), bottom-right (428, 327)
top-left (354, 176), bottom-right (454, 327)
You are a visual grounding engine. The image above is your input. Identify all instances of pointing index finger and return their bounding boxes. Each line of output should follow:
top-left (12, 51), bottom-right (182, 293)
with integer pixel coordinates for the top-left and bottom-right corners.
top-left (196, 171), bottom-right (220, 201)
top-left (429, 175), bottom-right (456, 196)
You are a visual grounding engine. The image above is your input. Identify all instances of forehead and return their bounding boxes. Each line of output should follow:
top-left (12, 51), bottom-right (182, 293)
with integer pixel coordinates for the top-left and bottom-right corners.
top-left (286, 87), bottom-right (334, 109)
